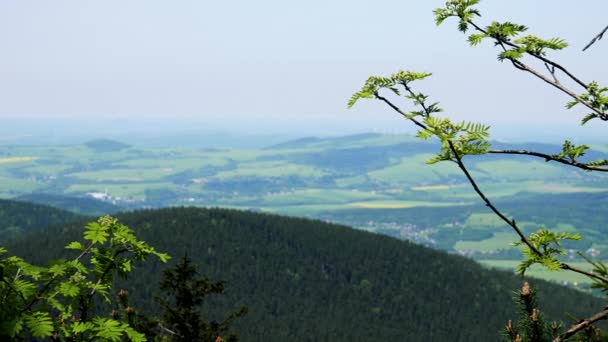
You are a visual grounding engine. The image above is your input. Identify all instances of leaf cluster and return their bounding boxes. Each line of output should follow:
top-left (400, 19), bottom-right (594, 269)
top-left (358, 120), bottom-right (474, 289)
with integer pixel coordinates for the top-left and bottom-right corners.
top-left (433, 0), bottom-right (480, 32)
top-left (349, 70), bottom-right (490, 164)
top-left (512, 229), bottom-right (581, 275)
top-left (567, 81), bottom-right (608, 124)
top-left (0, 215), bottom-right (170, 341)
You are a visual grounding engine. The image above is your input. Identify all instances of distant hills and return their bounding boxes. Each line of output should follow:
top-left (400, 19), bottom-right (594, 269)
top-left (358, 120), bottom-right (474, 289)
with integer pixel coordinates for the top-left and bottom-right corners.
top-left (0, 199), bottom-right (84, 241)
top-left (15, 193), bottom-right (122, 216)
top-left (84, 139), bottom-right (131, 152)
top-left (2, 133), bottom-right (608, 285)
top-left (5, 205), bottom-right (604, 341)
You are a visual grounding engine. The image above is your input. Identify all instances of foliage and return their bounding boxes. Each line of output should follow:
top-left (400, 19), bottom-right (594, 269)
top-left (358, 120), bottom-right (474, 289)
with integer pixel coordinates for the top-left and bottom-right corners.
top-left (6, 207), bottom-right (605, 341)
top-left (502, 282), bottom-right (560, 342)
top-left (513, 230), bottom-right (581, 275)
top-left (154, 255), bottom-right (247, 341)
top-left (0, 198), bottom-right (85, 241)
top-left (350, 0), bottom-right (608, 339)
top-left (0, 215), bottom-right (169, 341)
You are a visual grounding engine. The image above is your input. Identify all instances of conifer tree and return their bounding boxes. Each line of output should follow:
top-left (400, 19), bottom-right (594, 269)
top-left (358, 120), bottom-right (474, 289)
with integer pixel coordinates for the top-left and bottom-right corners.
top-left (154, 255), bottom-right (247, 342)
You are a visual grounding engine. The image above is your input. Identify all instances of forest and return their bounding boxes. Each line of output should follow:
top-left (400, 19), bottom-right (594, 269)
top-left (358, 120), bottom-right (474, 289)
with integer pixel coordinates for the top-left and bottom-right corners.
top-left (2, 201), bottom-right (606, 340)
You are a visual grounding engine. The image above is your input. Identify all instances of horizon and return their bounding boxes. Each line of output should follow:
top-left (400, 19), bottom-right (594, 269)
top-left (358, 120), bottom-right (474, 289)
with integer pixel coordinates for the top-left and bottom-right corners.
top-left (1, 1), bottom-right (606, 138)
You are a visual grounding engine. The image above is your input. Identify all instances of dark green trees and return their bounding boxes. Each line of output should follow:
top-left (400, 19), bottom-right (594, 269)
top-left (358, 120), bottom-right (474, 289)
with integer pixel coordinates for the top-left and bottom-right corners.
top-left (154, 255), bottom-right (247, 342)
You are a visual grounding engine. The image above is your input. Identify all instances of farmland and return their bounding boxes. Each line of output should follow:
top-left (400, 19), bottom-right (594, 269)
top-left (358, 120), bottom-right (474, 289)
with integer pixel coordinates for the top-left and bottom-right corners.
top-left (2, 133), bottom-right (608, 288)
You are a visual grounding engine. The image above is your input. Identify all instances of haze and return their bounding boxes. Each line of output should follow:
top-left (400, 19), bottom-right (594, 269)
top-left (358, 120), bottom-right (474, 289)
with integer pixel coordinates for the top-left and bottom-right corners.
top-left (0, 1), bottom-right (606, 139)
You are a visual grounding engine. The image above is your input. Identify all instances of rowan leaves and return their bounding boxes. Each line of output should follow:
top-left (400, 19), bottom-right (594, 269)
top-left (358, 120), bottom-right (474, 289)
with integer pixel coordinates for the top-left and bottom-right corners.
top-left (512, 229), bottom-right (581, 275)
top-left (0, 216), bottom-right (170, 340)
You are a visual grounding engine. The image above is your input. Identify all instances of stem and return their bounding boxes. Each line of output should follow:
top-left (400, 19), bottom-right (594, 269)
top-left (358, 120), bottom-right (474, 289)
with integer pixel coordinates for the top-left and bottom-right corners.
top-left (447, 141), bottom-right (541, 255)
top-left (554, 308), bottom-right (608, 341)
top-left (467, 19), bottom-right (607, 120)
top-left (377, 93), bottom-right (608, 285)
top-left (374, 92), bottom-right (427, 130)
top-left (582, 24), bottom-right (608, 52)
top-left (21, 242), bottom-right (96, 313)
top-left (487, 149), bottom-right (608, 172)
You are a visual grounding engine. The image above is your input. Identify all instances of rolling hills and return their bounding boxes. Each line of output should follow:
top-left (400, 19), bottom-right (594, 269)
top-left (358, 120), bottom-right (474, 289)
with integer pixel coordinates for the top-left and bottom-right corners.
top-left (5, 206), bottom-right (605, 341)
top-left (0, 198), bottom-right (84, 241)
top-left (2, 133), bottom-right (608, 285)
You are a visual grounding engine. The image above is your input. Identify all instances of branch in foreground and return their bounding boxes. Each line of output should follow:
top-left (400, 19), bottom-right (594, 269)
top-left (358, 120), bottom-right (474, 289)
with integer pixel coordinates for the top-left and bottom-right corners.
top-left (375, 94), bottom-right (608, 285)
top-left (554, 308), bottom-right (608, 341)
top-left (582, 24), bottom-right (608, 52)
top-left (467, 20), bottom-right (608, 120)
top-left (488, 149), bottom-right (608, 172)
top-left (447, 141), bottom-right (540, 255)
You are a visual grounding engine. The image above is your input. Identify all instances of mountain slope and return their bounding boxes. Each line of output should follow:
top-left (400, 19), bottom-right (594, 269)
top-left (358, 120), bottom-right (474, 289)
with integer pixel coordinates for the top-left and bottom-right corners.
top-left (0, 199), bottom-right (84, 241)
top-left (15, 193), bottom-right (122, 216)
top-left (6, 207), bottom-right (604, 341)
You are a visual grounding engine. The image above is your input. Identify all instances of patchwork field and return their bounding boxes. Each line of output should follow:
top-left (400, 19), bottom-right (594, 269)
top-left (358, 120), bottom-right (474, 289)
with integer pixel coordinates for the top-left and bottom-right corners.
top-left (2, 133), bottom-right (607, 287)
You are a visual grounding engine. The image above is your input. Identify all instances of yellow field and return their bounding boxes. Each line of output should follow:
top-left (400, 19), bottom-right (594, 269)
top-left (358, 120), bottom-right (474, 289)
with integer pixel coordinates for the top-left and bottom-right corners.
top-left (0, 156), bottom-right (38, 164)
top-left (411, 185), bottom-right (450, 191)
top-left (348, 200), bottom-right (468, 209)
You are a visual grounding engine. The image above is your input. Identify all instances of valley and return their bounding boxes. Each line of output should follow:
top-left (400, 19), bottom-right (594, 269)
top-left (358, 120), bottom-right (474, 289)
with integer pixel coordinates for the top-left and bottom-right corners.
top-left (1, 133), bottom-right (607, 288)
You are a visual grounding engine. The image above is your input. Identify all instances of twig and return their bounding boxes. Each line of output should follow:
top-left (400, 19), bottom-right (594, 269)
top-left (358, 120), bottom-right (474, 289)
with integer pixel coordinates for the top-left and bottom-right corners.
top-left (1, 268), bottom-right (27, 304)
top-left (487, 149), bottom-right (608, 172)
top-left (374, 92), bottom-right (427, 130)
top-left (467, 19), bottom-right (608, 121)
top-left (468, 21), bottom-right (589, 90)
top-left (582, 24), bottom-right (608, 52)
top-left (376, 93), bottom-right (608, 285)
top-left (447, 141), bottom-right (541, 255)
top-left (158, 323), bottom-right (182, 337)
top-left (554, 308), bottom-right (608, 341)
top-left (544, 63), bottom-right (560, 85)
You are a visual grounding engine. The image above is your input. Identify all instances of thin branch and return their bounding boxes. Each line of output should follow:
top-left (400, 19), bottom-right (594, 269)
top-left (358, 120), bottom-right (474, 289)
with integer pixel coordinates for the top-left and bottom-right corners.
top-left (489, 38), bottom-right (605, 120)
top-left (468, 21), bottom-right (589, 90)
top-left (21, 242), bottom-right (96, 313)
top-left (505, 56), bottom-right (606, 120)
top-left (554, 308), bottom-right (608, 341)
top-left (544, 63), bottom-right (560, 85)
top-left (1, 268), bottom-right (27, 304)
top-left (447, 141), bottom-right (541, 255)
top-left (80, 248), bottom-right (130, 321)
top-left (158, 323), bottom-right (182, 337)
top-left (560, 263), bottom-right (608, 284)
top-left (467, 20), bottom-right (608, 121)
top-left (582, 24), bottom-right (608, 52)
top-left (376, 94), bottom-right (608, 285)
top-left (487, 149), bottom-right (608, 172)
top-left (374, 92), bottom-right (427, 130)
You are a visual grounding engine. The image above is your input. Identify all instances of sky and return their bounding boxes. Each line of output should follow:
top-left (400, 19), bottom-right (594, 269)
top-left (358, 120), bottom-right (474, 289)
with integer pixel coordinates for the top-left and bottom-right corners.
top-left (0, 1), bottom-right (606, 138)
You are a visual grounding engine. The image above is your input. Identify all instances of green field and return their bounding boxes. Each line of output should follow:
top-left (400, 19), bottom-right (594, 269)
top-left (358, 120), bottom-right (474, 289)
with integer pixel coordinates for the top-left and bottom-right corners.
top-left (2, 133), bottom-right (608, 283)
top-left (479, 260), bottom-right (593, 286)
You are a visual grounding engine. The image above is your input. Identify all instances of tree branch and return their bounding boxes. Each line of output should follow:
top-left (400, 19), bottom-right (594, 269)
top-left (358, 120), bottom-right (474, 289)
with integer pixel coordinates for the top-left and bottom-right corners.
top-left (582, 24), bottom-right (608, 52)
top-left (468, 21), bottom-right (590, 90)
top-left (447, 141), bottom-right (541, 255)
top-left (21, 242), bottom-right (96, 313)
top-left (374, 92), bottom-right (427, 130)
top-left (554, 308), bottom-right (608, 341)
top-left (375, 93), bottom-right (608, 285)
top-left (487, 149), bottom-right (608, 172)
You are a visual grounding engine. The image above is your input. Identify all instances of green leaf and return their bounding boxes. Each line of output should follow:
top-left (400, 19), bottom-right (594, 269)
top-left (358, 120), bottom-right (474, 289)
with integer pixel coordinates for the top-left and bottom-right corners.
top-left (25, 312), bottom-right (54, 338)
top-left (48, 263), bottom-right (69, 277)
top-left (65, 241), bottom-right (85, 251)
top-left (58, 281), bottom-right (81, 298)
top-left (93, 318), bottom-right (126, 342)
top-left (72, 321), bottom-right (95, 333)
top-left (156, 252), bottom-right (171, 263)
top-left (84, 221), bottom-right (109, 244)
top-left (124, 326), bottom-right (147, 342)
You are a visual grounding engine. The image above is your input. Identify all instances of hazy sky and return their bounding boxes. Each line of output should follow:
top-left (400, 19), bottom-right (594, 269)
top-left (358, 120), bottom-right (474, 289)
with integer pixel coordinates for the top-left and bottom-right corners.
top-left (0, 1), bottom-right (606, 136)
